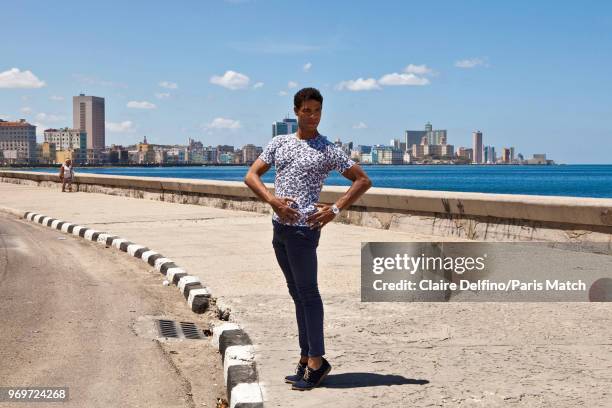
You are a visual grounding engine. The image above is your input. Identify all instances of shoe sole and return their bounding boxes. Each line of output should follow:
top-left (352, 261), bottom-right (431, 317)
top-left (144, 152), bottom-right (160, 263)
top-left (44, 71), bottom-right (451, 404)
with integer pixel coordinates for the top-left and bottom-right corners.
top-left (291, 366), bottom-right (331, 391)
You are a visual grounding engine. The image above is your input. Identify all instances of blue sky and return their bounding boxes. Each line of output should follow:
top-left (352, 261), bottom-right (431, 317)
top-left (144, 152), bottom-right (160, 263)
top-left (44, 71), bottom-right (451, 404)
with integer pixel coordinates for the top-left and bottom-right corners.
top-left (1, 0), bottom-right (611, 163)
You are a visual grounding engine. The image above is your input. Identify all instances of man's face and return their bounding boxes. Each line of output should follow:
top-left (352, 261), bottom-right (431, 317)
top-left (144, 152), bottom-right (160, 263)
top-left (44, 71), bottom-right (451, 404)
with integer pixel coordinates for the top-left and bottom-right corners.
top-left (294, 99), bottom-right (322, 132)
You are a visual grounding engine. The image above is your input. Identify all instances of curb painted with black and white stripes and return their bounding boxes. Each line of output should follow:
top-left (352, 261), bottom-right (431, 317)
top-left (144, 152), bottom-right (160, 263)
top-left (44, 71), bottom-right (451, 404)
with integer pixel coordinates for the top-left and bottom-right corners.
top-left (3, 207), bottom-right (264, 408)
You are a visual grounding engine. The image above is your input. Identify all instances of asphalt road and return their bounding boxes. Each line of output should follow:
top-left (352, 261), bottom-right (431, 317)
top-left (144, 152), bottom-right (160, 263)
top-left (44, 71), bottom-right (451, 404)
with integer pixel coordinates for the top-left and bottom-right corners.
top-left (0, 213), bottom-right (225, 408)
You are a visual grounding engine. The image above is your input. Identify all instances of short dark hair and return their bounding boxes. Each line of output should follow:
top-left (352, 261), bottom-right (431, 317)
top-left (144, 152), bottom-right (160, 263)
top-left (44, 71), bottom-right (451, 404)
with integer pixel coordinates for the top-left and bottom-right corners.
top-left (294, 87), bottom-right (323, 110)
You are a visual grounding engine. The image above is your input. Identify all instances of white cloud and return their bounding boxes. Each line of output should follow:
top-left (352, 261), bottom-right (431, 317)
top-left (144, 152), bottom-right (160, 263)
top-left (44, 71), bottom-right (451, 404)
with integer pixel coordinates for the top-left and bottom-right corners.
top-left (404, 64), bottom-right (433, 75)
top-left (303, 62), bottom-right (312, 72)
top-left (378, 72), bottom-right (430, 86)
top-left (0, 68), bottom-right (46, 89)
top-left (278, 90), bottom-right (288, 96)
top-left (127, 100), bottom-right (157, 109)
top-left (155, 92), bottom-right (170, 99)
top-left (288, 81), bottom-right (299, 89)
top-left (20, 106), bottom-right (32, 114)
top-left (455, 57), bottom-right (488, 68)
top-left (35, 113), bottom-right (64, 122)
top-left (204, 117), bottom-right (241, 130)
top-left (106, 120), bottom-right (135, 133)
top-left (159, 81), bottom-right (178, 89)
top-left (252, 82), bottom-right (264, 89)
top-left (49, 95), bottom-right (65, 101)
top-left (335, 78), bottom-right (381, 91)
top-left (336, 63), bottom-right (434, 92)
top-left (210, 70), bottom-right (250, 90)
top-left (352, 122), bottom-right (368, 129)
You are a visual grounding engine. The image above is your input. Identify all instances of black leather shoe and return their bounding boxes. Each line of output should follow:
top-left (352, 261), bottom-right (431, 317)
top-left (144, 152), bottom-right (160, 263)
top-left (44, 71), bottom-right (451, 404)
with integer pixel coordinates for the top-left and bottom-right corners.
top-left (291, 358), bottom-right (331, 391)
top-left (284, 362), bottom-right (307, 384)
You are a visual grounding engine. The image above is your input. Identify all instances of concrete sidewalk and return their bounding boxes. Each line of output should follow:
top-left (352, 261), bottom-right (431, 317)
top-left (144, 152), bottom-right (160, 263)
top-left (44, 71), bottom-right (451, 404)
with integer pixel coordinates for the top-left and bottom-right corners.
top-left (1, 183), bottom-right (611, 408)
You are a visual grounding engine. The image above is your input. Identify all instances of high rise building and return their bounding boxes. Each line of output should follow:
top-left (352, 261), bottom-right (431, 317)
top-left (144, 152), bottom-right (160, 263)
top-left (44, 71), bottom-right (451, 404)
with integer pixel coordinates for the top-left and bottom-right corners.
top-left (73, 94), bottom-right (105, 150)
top-left (389, 138), bottom-right (407, 152)
top-left (217, 145), bottom-right (234, 153)
top-left (405, 122), bottom-right (447, 148)
top-left (502, 148), bottom-right (511, 163)
top-left (484, 145), bottom-right (496, 164)
top-left (44, 128), bottom-right (87, 151)
top-left (431, 129), bottom-right (447, 145)
top-left (242, 144), bottom-right (263, 164)
top-left (44, 127), bottom-right (87, 164)
top-left (109, 145), bottom-right (129, 164)
top-left (0, 119), bottom-right (37, 163)
top-left (356, 145), bottom-right (372, 154)
top-left (457, 147), bottom-right (474, 161)
top-left (341, 141), bottom-right (354, 155)
top-left (424, 144), bottom-right (443, 156)
top-left (188, 138), bottom-right (204, 151)
top-left (472, 130), bottom-right (483, 164)
top-left (371, 145), bottom-right (403, 164)
top-left (405, 130), bottom-right (427, 150)
top-left (272, 118), bottom-right (298, 136)
top-left (412, 144), bottom-right (425, 159)
top-left (440, 144), bottom-right (454, 157)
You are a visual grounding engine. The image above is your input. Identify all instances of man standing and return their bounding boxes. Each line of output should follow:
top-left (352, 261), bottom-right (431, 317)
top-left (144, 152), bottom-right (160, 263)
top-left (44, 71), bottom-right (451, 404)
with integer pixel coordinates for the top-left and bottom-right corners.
top-left (59, 158), bottom-right (75, 192)
top-left (244, 88), bottom-right (372, 391)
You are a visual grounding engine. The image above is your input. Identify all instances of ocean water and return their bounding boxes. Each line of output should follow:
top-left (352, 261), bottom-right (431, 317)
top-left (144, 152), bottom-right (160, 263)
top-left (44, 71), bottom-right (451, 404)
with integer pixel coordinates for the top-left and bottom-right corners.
top-left (19, 164), bottom-right (612, 198)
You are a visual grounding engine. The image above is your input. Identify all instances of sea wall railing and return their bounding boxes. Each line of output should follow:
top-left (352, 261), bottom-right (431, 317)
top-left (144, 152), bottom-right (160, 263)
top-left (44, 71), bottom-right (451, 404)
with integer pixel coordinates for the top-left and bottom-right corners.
top-left (1, 170), bottom-right (611, 247)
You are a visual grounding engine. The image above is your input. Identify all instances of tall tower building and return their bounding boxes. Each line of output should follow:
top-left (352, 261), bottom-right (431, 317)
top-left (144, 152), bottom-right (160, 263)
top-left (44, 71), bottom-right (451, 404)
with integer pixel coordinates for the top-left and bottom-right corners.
top-left (272, 117), bottom-right (298, 137)
top-left (484, 145), bottom-right (496, 164)
top-left (472, 130), bottom-right (483, 164)
top-left (405, 130), bottom-right (426, 150)
top-left (502, 148), bottom-right (511, 163)
top-left (431, 129), bottom-right (447, 145)
top-left (406, 122), bottom-right (447, 149)
top-left (72, 94), bottom-right (105, 150)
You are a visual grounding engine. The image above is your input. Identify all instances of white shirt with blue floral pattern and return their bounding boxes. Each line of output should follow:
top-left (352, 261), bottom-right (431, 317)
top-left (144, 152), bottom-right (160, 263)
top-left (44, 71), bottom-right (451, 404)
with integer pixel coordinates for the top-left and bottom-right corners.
top-left (258, 133), bottom-right (355, 226)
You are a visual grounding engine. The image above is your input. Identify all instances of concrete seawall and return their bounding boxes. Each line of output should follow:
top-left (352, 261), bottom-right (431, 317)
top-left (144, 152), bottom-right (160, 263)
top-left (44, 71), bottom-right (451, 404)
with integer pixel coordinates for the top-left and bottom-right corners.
top-left (1, 170), bottom-right (611, 247)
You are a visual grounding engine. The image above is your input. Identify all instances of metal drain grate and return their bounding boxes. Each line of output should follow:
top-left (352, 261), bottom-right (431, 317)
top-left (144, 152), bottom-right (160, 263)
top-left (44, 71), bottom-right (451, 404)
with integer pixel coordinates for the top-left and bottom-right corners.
top-left (156, 319), bottom-right (207, 340)
top-left (180, 322), bottom-right (203, 339)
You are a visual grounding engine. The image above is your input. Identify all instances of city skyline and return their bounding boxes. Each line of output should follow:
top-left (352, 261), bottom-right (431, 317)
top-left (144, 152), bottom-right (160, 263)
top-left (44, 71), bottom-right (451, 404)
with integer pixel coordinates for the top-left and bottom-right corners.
top-left (2, 92), bottom-right (536, 165)
top-left (1, 1), bottom-right (611, 164)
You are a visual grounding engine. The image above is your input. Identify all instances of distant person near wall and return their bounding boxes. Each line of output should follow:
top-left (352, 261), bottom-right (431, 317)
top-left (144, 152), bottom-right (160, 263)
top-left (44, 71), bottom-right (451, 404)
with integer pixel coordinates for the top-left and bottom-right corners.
top-left (59, 159), bottom-right (75, 192)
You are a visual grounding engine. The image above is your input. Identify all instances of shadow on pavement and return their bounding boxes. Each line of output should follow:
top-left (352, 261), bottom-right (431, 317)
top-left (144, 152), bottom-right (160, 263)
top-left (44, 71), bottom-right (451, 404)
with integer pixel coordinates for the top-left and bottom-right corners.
top-left (321, 373), bottom-right (429, 388)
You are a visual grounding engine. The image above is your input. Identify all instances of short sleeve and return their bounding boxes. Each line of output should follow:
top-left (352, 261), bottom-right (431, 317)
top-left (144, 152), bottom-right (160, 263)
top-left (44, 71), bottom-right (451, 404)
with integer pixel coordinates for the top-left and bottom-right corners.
top-left (258, 136), bottom-right (280, 165)
top-left (328, 144), bottom-right (355, 174)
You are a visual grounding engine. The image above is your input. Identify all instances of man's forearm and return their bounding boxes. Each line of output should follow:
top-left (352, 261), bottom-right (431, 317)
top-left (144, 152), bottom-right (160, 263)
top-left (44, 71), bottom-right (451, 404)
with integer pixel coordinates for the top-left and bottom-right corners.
top-left (334, 177), bottom-right (371, 211)
top-left (245, 172), bottom-right (276, 205)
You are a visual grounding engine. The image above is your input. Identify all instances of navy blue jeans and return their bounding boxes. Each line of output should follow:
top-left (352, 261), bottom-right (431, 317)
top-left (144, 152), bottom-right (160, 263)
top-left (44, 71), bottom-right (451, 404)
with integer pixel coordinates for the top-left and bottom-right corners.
top-left (272, 220), bottom-right (325, 357)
